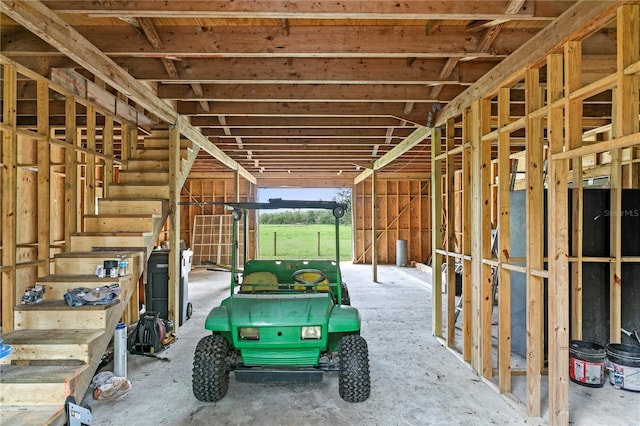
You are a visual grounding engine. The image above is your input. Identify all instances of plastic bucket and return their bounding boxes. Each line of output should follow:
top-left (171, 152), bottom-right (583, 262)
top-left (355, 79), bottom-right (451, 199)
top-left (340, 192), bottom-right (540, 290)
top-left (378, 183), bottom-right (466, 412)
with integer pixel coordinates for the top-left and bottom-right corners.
top-left (569, 340), bottom-right (606, 387)
top-left (606, 343), bottom-right (640, 392)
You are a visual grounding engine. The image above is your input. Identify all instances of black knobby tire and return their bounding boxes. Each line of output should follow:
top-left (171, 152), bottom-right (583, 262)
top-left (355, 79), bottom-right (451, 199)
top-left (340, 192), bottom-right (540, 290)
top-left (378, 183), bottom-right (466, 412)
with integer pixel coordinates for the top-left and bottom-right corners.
top-left (192, 334), bottom-right (230, 402)
top-left (338, 335), bottom-right (371, 402)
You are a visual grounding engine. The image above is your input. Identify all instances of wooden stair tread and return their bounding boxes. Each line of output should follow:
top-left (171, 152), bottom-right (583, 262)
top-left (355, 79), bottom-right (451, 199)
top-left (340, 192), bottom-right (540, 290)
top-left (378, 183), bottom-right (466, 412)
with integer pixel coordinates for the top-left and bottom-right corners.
top-left (71, 231), bottom-right (152, 236)
top-left (2, 329), bottom-right (103, 345)
top-left (0, 405), bottom-right (64, 426)
top-left (54, 250), bottom-right (144, 259)
top-left (15, 299), bottom-right (119, 311)
top-left (84, 213), bottom-right (161, 218)
top-left (0, 364), bottom-right (88, 384)
top-left (37, 274), bottom-right (127, 283)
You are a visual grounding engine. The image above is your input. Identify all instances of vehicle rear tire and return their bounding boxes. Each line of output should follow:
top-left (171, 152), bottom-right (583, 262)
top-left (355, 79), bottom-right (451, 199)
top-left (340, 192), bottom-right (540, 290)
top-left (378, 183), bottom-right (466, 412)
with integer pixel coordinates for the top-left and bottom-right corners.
top-left (192, 334), bottom-right (230, 402)
top-left (338, 334), bottom-right (370, 402)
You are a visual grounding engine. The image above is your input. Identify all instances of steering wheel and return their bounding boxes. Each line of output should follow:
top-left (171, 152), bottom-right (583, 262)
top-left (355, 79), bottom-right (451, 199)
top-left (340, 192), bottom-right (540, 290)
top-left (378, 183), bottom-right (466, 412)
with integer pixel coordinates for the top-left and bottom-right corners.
top-left (292, 269), bottom-right (329, 285)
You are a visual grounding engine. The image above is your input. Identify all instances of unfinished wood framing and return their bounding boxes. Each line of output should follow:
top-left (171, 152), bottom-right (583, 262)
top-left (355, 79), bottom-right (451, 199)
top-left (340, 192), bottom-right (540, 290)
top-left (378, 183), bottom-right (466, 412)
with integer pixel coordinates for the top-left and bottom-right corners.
top-left (353, 176), bottom-right (431, 267)
top-left (429, 4), bottom-right (640, 424)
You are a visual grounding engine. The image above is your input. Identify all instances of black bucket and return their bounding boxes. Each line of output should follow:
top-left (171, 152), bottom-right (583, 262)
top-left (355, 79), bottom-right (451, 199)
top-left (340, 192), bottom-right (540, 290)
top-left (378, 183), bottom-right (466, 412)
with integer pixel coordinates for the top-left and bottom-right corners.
top-left (606, 343), bottom-right (640, 392)
top-left (569, 340), bottom-right (606, 387)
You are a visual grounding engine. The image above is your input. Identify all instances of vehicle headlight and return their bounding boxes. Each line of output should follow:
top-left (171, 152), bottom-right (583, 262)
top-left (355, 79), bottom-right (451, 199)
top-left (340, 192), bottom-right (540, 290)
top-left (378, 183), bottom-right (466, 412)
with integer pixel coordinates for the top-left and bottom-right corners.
top-left (239, 327), bottom-right (259, 340)
top-left (301, 326), bottom-right (322, 339)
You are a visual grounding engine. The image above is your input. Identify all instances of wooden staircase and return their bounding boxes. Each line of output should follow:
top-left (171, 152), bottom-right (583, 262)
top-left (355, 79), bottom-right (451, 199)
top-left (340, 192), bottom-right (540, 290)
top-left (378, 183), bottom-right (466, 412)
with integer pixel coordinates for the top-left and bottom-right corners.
top-left (0, 131), bottom-right (188, 425)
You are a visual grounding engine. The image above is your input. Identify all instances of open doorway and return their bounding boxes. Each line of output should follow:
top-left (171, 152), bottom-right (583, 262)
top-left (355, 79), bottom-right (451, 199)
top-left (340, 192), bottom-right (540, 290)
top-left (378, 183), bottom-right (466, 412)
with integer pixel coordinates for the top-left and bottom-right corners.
top-left (257, 188), bottom-right (352, 261)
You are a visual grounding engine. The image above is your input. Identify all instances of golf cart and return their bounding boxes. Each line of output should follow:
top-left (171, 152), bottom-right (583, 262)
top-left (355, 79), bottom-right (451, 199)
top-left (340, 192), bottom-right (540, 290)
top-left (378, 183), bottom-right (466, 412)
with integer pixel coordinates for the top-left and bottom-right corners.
top-left (192, 199), bottom-right (370, 403)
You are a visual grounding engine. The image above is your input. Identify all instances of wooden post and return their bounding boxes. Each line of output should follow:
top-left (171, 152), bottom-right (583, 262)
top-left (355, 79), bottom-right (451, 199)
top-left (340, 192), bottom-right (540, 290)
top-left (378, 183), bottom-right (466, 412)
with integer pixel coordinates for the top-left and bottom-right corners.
top-left (462, 108), bottom-right (472, 362)
top-left (64, 97), bottom-right (78, 251)
top-left (2, 63), bottom-right (17, 331)
top-left (431, 127), bottom-right (443, 337)
top-left (497, 87), bottom-right (511, 393)
top-left (169, 125), bottom-right (181, 332)
top-left (525, 67), bottom-right (544, 417)
top-left (37, 80), bottom-right (51, 277)
top-left (480, 98), bottom-right (493, 378)
top-left (611, 4), bottom-right (639, 344)
top-left (273, 232), bottom-right (277, 256)
top-left (86, 106), bottom-right (96, 217)
top-left (372, 169), bottom-right (378, 283)
top-left (317, 231), bottom-right (321, 256)
top-left (547, 52), bottom-right (570, 426)
top-left (445, 119), bottom-right (456, 346)
top-left (120, 122), bottom-right (129, 165)
top-left (565, 41), bottom-right (584, 341)
top-left (103, 116), bottom-right (114, 196)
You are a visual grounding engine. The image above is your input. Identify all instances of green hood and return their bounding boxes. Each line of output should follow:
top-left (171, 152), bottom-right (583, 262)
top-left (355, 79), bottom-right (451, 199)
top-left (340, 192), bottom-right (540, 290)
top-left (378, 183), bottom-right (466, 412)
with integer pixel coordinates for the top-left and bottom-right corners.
top-left (229, 294), bottom-right (333, 327)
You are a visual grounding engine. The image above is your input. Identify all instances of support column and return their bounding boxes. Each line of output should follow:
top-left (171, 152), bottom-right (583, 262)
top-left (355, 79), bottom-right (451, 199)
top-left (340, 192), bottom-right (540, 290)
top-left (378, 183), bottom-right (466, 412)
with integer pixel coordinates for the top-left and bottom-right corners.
top-left (1, 63), bottom-right (17, 331)
top-left (168, 125), bottom-right (181, 332)
top-left (497, 87), bottom-right (511, 393)
top-left (525, 67), bottom-right (544, 417)
top-left (103, 116), bottom-right (114, 197)
top-left (372, 169), bottom-right (378, 283)
top-left (462, 108), bottom-right (472, 362)
top-left (431, 127), bottom-right (443, 337)
top-left (547, 52), bottom-right (570, 426)
top-left (446, 119), bottom-right (456, 346)
top-left (37, 80), bottom-right (51, 277)
top-left (85, 106), bottom-right (96, 218)
top-left (64, 97), bottom-right (78, 251)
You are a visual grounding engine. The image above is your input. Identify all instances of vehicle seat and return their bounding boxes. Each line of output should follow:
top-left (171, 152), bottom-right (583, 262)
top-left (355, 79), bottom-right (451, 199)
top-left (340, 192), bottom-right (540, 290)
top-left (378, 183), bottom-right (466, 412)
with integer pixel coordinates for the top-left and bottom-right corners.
top-left (241, 271), bottom-right (279, 292)
top-left (293, 271), bottom-right (330, 291)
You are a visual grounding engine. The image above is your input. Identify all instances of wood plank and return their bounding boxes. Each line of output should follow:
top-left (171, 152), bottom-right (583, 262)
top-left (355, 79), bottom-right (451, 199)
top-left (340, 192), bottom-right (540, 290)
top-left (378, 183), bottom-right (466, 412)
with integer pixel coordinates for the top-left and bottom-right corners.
top-left (2, 63), bottom-right (18, 332)
top-left (14, 300), bottom-right (117, 330)
top-left (37, 80), bottom-right (51, 277)
top-left (431, 128), bottom-right (443, 336)
top-left (0, 364), bottom-right (88, 405)
top-left (462, 108), bottom-right (472, 362)
top-left (169, 125), bottom-right (181, 331)
top-left (525, 67), bottom-right (544, 418)
top-left (497, 87), bottom-right (511, 393)
top-left (0, 329), bottom-right (103, 365)
top-left (547, 52), bottom-right (570, 426)
top-left (64, 97), bottom-right (77, 252)
top-left (446, 119), bottom-right (457, 347)
top-left (480, 98), bottom-right (493, 379)
top-left (565, 41), bottom-right (584, 341)
top-left (69, 232), bottom-right (154, 253)
top-left (97, 198), bottom-right (168, 216)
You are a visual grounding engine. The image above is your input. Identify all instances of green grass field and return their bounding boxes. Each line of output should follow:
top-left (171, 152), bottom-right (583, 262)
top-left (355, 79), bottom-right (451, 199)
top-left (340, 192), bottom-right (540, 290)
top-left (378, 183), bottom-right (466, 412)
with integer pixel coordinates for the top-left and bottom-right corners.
top-left (259, 224), bottom-right (352, 261)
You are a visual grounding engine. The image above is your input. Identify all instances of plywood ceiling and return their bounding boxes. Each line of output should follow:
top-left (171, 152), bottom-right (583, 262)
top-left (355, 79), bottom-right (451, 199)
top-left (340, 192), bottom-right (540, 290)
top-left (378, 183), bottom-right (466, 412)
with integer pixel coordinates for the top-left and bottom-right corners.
top-left (1, 1), bottom-right (616, 186)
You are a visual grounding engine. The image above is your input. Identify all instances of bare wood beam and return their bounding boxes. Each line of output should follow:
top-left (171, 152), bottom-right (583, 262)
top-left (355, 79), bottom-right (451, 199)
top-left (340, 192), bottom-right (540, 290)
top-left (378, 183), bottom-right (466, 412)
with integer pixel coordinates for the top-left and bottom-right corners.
top-left (0, 0), bottom-right (255, 183)
top-left (49, 0), bottom-right (559, 20)
top-left (436, 1), bottom-right (624, 126)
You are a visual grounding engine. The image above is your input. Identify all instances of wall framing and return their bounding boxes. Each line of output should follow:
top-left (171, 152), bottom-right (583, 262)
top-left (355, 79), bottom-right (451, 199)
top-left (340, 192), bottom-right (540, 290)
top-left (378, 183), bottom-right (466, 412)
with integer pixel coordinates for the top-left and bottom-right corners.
top-left (430, 4), bottom-right (640, 424)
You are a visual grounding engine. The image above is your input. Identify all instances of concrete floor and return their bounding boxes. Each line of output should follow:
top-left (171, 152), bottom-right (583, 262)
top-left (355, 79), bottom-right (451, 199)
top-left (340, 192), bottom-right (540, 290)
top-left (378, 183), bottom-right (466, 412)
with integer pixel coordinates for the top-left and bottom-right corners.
top-left (87, 263), bottom-right (639, 426)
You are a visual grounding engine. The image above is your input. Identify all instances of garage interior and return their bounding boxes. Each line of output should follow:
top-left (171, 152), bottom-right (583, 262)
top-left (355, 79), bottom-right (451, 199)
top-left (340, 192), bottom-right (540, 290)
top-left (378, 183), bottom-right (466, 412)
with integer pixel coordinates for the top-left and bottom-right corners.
top-left (0, 1), bottom-right (639, 425)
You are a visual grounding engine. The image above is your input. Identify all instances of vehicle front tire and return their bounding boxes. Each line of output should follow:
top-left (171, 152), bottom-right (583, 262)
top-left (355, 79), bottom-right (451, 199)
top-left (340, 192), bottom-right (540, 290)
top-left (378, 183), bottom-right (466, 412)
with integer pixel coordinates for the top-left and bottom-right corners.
top-left (192, 334), bottom-right (230, 402)
top-left (338, 334), bottom-right (370, 402)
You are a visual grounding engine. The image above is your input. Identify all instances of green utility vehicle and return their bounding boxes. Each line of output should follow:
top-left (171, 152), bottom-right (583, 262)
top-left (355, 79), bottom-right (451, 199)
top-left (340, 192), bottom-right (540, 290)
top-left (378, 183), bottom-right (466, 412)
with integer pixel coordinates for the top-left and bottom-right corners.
top-left (192, 199), bottom-right (370, 403)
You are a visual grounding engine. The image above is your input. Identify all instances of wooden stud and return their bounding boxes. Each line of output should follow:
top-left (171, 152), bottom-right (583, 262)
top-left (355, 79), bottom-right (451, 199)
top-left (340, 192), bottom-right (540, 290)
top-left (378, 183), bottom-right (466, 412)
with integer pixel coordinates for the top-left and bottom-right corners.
top-left (462, 108), bottom-right (472, 362)
top-left (525, 67), bottom-right (544, 417)
top-left (547, 52), bottom-right (570, 426)
top-left (64, 97), bottom-right (77, 251)
top-left (446, 118), bottom-right (456, 346)
top-left (371, 169), bottom-right (378, 282)
top-left (497, 87), bottom-right (511, 393)
top-left (103, 116), bottom-right (114, 197)
top-left (36, 81), bottom-right (51, 277)
top-left (431, 127), bottom-right (443, 337)
top-left (564, 42), bottom-right (584, 342)
top-left (2, 64), bottom-right (18, 331)
top-left (168, 125), bottom-right (181, 332)
top-left (610, 4), bottom-right (639, 344)
top-left (85, 106), bottom-right (96, 218)
top-left (480, 98), bottom-right (493, 378)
